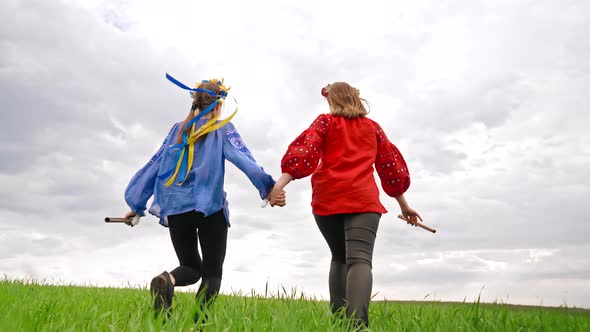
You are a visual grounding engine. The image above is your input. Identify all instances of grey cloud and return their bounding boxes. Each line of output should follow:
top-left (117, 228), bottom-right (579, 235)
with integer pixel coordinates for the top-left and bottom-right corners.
top-left (408, 137), bottom-right (468, 174)
top-left (401, 74), bottom-right (527, 135)
top-left (0, 0), bottom-right (184, 227)
top-left (0, 234), bottom-right (65, 259)
top-left (0, 149), bottom-right (35, 174)
top-left (373, 246), bottom-right (590, 304)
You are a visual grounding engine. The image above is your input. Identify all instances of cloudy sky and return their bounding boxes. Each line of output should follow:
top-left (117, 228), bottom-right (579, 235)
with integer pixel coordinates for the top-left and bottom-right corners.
top-left (1, 0), bottom-right (589, 308)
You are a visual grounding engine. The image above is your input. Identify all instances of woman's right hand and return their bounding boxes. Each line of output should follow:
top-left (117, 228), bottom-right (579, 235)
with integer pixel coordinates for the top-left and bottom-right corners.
top-left (400, 206), bottom-right (422, 226)
top-left (124, 210), bottom-right (137, 219)
top-left (268, 188), bottom-right (286, 207)
top-left (267, 173), bottom-right (293, 207)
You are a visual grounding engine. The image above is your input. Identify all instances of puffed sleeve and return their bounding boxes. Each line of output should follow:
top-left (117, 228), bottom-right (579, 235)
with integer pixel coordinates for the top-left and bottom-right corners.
top-left (372, 121), bottom-right (410, 197)
top-left (124, 123), bottom-right (178, 216)
top-left (223, 122), bottom-right (276, 199)
top-left (281, 114), bottom-right (332, 179)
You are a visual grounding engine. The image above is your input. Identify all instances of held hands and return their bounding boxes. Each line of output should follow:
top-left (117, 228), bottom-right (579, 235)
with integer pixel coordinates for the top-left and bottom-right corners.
top-left (268, 186), bottom-right (287, 207)
top-left (268, 173), bottom-right (293, 207)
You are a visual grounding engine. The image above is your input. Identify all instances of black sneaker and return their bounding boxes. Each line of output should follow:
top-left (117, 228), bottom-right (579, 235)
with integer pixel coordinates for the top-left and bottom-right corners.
top-left (150, 271), bottom-right (174, 313)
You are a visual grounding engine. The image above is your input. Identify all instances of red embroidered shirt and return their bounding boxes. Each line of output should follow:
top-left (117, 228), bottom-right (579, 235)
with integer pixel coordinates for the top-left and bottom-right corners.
top-left (281, 114), bottom-right (410, 216)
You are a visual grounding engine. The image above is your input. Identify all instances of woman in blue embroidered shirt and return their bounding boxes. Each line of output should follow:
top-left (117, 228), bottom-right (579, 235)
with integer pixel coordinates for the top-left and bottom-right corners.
top-left (122, 75), bottom-right (285, 319)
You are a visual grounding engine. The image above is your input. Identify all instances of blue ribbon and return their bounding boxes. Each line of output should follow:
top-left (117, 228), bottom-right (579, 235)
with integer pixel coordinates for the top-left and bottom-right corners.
top-left (177, 133), bottom-right (189, 183)
top-left (185, 99), bottom-right (219, 128)
top-left (158, 73), bottom-right (226, 183)
top-left (158, 168), bottom-right (174, 180)
top-left (166, 73), bottom-right (219, 96)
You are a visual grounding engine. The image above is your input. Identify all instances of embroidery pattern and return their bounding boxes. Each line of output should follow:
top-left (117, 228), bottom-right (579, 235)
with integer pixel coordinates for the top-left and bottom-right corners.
top-left (226, 129), bottom-right (254, 160)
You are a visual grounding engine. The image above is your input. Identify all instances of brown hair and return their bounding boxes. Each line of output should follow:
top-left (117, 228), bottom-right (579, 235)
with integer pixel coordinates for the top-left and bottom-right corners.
top-left (325, 82), bottom-right (368, 118)
top-left (176, 81), bottom-right (221, 143)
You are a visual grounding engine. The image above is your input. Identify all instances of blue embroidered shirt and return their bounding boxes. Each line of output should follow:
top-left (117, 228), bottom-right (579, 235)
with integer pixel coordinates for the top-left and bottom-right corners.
top-left (124, 119), bottom-right (275, 226)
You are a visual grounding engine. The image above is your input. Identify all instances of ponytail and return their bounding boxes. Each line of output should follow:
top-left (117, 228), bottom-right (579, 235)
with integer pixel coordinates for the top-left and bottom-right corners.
top-left (175, 82), bottom-right (220, 143)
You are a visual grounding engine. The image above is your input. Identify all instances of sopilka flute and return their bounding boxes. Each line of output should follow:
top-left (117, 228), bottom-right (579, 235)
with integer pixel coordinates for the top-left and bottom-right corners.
top-left (104, 215), bottom-right (141, 227)
top-left (397, 214), bottom-right (436, 233)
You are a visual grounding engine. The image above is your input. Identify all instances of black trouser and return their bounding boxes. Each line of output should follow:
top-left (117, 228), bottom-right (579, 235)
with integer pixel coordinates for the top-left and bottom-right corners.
top-left (314, 212), bottom-right (380, 327)
top-left (168, 209), bottom-right (228, 304)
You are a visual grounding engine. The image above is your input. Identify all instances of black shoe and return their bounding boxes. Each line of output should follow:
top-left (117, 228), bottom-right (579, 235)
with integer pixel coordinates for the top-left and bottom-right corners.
top-left (150, 271), bottom-right (174, 313)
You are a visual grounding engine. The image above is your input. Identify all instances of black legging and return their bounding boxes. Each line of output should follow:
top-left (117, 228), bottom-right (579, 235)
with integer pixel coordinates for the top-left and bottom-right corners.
top-left (314, 212), bottom-right (380, 327)
top-left (167, 209), bottom-right (228, 304)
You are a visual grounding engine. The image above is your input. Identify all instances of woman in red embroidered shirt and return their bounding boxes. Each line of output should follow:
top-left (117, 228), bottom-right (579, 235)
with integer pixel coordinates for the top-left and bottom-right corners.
top-left (268, 82), bottom-right (422, 327)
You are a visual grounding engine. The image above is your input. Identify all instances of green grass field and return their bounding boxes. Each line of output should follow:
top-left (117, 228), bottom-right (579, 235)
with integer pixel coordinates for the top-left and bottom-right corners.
top-left (0, 279), bottom-right (588, 331)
